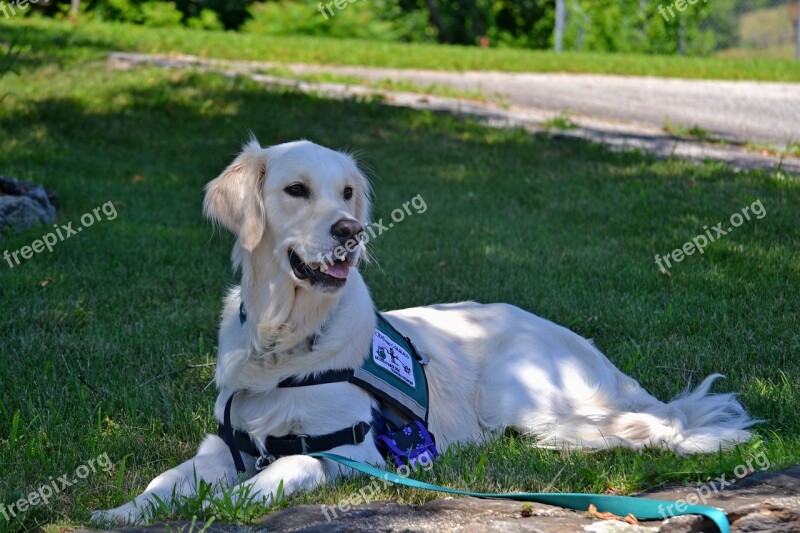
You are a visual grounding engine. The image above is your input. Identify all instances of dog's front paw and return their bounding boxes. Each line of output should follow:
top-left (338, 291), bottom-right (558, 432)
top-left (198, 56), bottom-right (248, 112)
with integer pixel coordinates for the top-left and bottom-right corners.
top-left (91, 504), bottom-right (147, 527)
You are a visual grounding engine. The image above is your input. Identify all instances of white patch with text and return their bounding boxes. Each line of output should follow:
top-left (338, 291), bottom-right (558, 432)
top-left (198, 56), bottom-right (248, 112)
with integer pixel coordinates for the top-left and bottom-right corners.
top-left (372, 330), bottom-right (415, 387)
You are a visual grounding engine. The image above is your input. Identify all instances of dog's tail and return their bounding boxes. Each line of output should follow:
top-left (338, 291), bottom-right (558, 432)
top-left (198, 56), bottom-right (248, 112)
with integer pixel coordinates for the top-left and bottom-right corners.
top-left (532, 373), bottom-right (755, 454)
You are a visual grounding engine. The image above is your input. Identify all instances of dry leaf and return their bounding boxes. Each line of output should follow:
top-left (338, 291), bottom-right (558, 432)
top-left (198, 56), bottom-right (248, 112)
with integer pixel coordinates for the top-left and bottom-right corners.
top-left (133, 175), bottom-right (144, 183)
top-left (588, 503), bottom-right (638, 524)
top-left (588, 503), bottom-right (614, 520)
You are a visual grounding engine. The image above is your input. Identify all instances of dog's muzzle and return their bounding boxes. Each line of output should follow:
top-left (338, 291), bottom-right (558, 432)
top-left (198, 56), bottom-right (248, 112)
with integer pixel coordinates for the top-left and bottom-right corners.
top-left (288, 249), bottom-right (353, 289)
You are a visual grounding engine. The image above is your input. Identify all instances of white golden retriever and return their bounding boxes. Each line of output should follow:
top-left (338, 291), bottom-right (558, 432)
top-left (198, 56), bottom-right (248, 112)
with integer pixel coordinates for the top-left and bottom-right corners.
top-left (94, 139), bottom-right (753, 525)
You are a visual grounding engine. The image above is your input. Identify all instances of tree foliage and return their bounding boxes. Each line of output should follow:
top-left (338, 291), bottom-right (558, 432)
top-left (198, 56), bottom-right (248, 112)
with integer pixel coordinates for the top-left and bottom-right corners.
top-left (23, 0), bottom-right (758, 56)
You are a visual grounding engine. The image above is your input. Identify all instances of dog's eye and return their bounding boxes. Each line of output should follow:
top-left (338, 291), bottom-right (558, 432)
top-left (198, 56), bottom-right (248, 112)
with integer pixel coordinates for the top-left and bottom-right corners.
top-left (284, 183), bottom-right (310, 198)
top-left (343, 186), bottom-right (353, 200)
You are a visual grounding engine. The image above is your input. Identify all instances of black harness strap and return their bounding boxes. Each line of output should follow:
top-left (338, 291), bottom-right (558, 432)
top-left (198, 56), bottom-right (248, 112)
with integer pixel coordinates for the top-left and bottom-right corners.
top-left (233, 428), bottom-right (260, 458)
top-left (221, 304), bottom-right (414, 474)
top-left (219, 393), bottom-right (247, 474)
top-left (278, 369), bottom-right (354, 388)
top-left (218, 390), bottom-right (373, 474)
top-left (267, 421), bottom-right (372, 456)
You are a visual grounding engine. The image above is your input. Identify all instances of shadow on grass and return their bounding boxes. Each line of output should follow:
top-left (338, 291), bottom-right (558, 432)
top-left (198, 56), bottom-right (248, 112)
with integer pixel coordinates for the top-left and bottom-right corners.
top-left (0, 21), bottom-right (126, 72)
top-left (0, 59), bottom-right (797, 529)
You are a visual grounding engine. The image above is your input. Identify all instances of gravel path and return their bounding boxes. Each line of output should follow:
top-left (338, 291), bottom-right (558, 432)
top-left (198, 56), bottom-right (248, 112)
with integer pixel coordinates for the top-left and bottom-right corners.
top-left (286, 65), bottom-right (800, 147)
top-left (109, 53), bottom-right (800, 173)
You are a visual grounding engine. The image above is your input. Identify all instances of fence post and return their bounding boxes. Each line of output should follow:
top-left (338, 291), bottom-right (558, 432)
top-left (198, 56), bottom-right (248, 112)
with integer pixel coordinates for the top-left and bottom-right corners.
top-left (796, 0), bottom-right (800, 60)
top-left (554, 0), bottom-right (566, 53)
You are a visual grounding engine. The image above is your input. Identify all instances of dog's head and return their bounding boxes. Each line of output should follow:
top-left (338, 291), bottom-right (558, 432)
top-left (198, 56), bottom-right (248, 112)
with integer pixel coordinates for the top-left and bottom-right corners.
top-left (204, 139), bottom-right (371, 292)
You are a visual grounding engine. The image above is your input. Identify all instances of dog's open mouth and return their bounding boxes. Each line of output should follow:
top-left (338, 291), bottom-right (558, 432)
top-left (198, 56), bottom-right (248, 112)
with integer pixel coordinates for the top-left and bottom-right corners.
top-left (289, 249), bottom-right (351, 288)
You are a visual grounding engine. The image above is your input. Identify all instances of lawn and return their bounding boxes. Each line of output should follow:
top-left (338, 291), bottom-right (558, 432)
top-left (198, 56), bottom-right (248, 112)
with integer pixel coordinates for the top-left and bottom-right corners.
top-left (0, 20), bottom-right (799, 531)
top-left (5, 17), bottom-right (800, 82)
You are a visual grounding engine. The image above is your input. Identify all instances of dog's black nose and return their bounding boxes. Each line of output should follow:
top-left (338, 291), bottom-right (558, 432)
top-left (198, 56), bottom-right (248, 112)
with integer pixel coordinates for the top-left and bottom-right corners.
top-left (330, 219), bottom-right (364, 244)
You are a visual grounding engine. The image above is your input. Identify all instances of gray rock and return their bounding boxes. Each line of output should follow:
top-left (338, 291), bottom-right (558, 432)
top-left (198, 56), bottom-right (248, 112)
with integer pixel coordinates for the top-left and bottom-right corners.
top-left (0, 196), bottom-right (53, 234)
top-left (0, 176), bottom-right (57, 237)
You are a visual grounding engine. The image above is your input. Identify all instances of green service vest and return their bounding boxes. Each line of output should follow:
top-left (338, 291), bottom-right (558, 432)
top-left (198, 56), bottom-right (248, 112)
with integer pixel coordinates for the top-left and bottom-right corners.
top-left (350, 312), bottom-right (430, 422)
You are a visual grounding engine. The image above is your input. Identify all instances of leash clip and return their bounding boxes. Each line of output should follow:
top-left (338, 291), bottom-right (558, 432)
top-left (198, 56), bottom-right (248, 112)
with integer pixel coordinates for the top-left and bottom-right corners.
top-left (255, 452), bottom-right (275, 471)
top-left (296, 435), bottom-right (310, 454)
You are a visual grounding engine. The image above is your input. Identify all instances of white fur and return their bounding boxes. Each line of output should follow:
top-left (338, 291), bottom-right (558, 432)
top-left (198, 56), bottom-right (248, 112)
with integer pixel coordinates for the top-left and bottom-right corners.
top-left (93, 140), bottom-right (754, 525)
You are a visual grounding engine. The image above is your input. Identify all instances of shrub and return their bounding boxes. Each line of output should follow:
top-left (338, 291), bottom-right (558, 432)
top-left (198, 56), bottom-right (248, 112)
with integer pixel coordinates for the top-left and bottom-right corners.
top-left (241, 0), bottom-right (433, 42)
top-left (140, 1), bottom-right (184, 26)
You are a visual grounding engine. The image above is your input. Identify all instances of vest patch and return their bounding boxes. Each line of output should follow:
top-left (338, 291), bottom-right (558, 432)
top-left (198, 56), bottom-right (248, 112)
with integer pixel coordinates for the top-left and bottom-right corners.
top-left (372, 329), bottom-right (416, 388)
top-left (350, 312), bottom-right (430, 422)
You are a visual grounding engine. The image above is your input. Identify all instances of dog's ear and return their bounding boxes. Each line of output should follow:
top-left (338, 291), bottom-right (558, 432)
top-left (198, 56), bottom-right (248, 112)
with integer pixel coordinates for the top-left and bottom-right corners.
top-left (204, 140), bottom-right (267, 252)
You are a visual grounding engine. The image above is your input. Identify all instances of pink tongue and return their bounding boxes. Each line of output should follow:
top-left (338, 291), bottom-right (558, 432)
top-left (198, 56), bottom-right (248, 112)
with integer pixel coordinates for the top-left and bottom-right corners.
top-left (325, 262), bottom-right (350, 279)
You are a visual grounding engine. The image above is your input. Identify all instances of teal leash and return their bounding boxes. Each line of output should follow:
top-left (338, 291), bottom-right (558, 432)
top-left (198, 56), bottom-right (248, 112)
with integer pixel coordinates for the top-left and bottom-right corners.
top-left (309, 452), bottom-right (730, 533)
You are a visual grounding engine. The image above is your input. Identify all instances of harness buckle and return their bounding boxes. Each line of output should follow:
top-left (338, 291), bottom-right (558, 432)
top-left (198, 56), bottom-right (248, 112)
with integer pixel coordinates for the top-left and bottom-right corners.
top-left (296, 435), bottom-right (310, 454)
top-left (352, 422), bottom-right (365, 443)
top-left (255, 453), bottom-right (275, 471)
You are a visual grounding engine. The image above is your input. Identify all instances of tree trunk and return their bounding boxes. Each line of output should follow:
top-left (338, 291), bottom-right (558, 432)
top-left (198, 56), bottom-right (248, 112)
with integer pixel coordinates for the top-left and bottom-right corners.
top-left (424, 0), bottom-right (448, 43)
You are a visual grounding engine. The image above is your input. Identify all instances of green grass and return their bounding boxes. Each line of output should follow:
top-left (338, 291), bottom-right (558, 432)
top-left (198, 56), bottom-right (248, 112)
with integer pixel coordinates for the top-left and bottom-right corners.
top-left (662, 119), bottom-right (717, 143)
top-left (662, 120), bottom-right (800, 159)
top-left (0, 20), bottom-right (799, 532)
top-left (541, 113), bottom-right (579, 131)
top-left (745, 141), bottom-right (800, 160)
top-left (4, 17), bottom-right (800, 81)
top-left (717, 4), bottom-right (799, 60)
top-left (257, 66), bottom-right (491, 101)
top-left (739, 4), bottom-right (795, 39)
